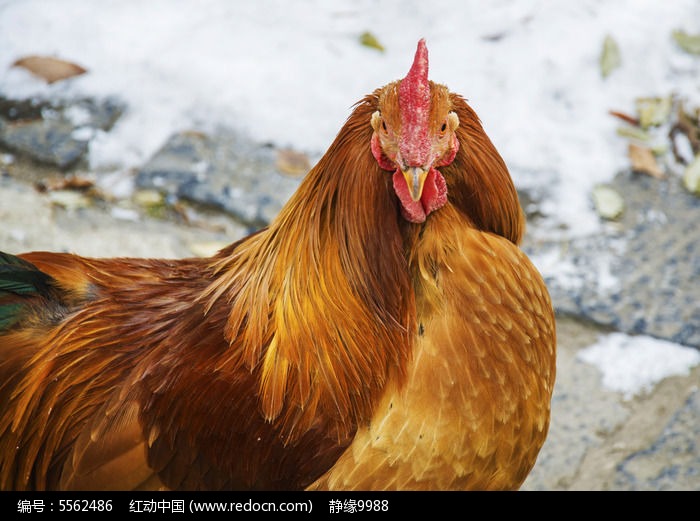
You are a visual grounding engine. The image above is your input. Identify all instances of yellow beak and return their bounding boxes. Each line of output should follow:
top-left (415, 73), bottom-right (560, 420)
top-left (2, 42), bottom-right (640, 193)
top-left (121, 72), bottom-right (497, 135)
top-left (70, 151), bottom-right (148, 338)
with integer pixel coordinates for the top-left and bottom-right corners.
top-left (402, 167), bottom-right (429, 202)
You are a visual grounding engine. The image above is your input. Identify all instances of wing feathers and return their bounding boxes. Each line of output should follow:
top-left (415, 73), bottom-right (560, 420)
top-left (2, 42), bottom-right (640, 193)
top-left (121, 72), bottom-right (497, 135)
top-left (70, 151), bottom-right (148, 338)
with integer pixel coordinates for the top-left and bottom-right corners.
top-left (0, 253), bottom-right (57, 331)
top-left (61, 401), bottom-right (156, 490)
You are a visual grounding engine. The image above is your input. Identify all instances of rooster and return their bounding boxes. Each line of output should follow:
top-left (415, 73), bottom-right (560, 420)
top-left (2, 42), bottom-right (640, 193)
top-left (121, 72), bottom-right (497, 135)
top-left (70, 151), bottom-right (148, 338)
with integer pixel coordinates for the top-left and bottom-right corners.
top-left (0, 39), bottom-right (555, 491)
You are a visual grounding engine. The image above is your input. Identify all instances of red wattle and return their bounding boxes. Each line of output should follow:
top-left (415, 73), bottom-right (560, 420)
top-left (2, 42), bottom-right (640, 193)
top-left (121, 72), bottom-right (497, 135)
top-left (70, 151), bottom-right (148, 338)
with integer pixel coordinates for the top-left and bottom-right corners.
top-left (393, 170), bottom-right (425, 223)
top-left (392, 168), bottom-right (447, 223)
top-left (371, 134), bottom-right (396, 171)
top-left (421, 167), bottom-right (448, 215)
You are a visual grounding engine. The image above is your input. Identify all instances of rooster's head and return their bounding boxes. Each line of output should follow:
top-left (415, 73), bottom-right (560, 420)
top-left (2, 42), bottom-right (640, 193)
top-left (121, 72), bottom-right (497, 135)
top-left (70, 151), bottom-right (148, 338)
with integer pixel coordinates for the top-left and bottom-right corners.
top-left (370, 39), bottom-right (460, 223)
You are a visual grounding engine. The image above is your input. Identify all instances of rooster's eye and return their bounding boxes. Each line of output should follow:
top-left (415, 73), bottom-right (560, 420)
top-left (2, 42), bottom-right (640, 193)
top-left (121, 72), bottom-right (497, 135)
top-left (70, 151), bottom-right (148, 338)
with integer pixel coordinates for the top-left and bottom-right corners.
top-left (440, 122), bottom-right (447, 132)
top-left (382, 121), bottom-right (387, 132)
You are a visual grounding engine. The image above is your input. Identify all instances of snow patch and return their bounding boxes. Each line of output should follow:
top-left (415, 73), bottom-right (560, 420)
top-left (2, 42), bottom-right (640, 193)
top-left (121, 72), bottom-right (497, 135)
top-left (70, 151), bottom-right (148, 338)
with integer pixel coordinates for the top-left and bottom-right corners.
top-left (578, 333), bottom-right (700, 399)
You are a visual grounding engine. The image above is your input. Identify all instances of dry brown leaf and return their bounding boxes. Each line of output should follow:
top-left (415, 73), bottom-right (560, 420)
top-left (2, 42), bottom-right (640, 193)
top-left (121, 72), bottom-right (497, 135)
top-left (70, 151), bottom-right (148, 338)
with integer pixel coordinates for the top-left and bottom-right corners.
top-left (276, 148), bottom-right (310, 177)
top-left (12, 55), bottom-right (87, 84)
top-left (674, 102), bottom-right (700, 156)
top-left (609, 109), bottom-right (639, 126)
top-left (35, 174), bottom-right (95, 193)
top-left (628, 143), bottom-right (665, 179)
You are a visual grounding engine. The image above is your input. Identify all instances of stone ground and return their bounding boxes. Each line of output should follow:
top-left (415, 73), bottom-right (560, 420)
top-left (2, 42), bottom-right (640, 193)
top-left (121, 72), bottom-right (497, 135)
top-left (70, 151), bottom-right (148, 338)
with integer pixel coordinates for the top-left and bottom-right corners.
top-left (1, 165), bottom-right (698, 491)
top-left (524, 317), bottom-right (700, 490)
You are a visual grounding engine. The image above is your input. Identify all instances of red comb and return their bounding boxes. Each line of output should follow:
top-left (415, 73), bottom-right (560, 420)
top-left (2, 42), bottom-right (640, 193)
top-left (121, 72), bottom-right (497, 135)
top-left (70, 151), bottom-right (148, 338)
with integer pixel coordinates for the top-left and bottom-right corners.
top-left (399, 39), bottom-right (430, 166)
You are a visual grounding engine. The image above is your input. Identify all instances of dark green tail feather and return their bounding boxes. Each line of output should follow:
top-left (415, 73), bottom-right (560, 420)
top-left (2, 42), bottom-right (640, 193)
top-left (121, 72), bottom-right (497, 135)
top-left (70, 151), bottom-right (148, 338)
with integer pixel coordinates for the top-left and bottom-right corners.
top-left (0, 251), bottom-right (55, 331)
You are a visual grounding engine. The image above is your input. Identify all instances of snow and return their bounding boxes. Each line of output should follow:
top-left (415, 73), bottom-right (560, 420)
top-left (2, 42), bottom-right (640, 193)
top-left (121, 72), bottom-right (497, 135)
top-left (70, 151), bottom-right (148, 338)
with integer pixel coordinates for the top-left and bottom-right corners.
top-left (578, 333), bottom-right (700, 399)
top-left (1, 0), bottom-right (699, 391)
top-left (2, 1), bottom-right (699, 233)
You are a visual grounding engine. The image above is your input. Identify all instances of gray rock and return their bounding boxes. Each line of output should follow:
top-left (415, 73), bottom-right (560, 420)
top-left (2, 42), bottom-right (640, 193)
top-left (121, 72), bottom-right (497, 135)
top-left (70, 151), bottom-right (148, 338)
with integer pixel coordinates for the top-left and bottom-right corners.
top-left (614, 389), bottom-right (700, 490)
top-left (136, 129), bottom-right (302, 228)
top-left (0, 96), bottom-right (124, 169)
top-left (530, 170), bottom-right (700, 348)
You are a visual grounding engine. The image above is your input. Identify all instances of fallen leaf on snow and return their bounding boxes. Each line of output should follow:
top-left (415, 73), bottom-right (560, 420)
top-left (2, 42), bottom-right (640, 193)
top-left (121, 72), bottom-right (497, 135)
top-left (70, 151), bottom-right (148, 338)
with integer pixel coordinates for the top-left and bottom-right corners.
top-left (609, 110), bottom-right (639, 126)
top-left (673, 102), bottom-right (700, 157)
top-left (635, 96), bottom-right (672, 129)
top-left (600, 35), bottom-right (621, 78)
top-left (628, 143), bottom-right (665, 179)
top-left (616, 125), bottom-right (650, 142)
top-left (592, 185), bottom-right (624, 220)
top-left (359, 31), bottom-right (385, 52)
top-left (12, 55), bottom-right (87, 84)
top-left (672, 29), bottom-right (700, 55)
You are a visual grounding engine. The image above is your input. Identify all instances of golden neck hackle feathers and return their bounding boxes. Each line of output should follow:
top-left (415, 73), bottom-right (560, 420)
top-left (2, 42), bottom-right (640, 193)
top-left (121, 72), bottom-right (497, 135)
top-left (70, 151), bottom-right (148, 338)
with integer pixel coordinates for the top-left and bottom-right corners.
top-left (202, 83), bottom-right (526, 445)
top-left (203, 94), bottom-right (415, 443)
top-left (404, 90), bottom-right (525, 315)
top-left (442, 91), bottom-right (524, 245)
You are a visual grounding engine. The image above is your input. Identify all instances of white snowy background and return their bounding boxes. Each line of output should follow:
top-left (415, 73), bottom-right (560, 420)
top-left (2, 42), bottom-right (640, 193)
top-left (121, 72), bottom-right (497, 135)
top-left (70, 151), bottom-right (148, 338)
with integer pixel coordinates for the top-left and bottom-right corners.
top-left (1, 0), bottom-right (699, 396)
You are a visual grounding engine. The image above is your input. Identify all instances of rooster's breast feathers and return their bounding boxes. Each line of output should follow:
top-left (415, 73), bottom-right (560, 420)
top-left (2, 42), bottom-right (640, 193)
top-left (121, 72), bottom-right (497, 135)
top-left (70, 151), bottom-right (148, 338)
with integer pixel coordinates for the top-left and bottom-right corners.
top-left (310, 208), bottom-right (555, 490)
